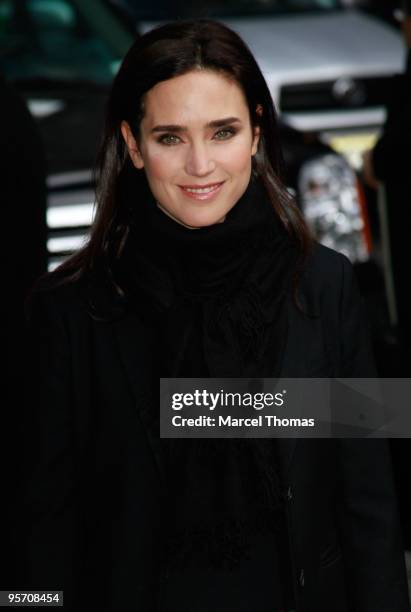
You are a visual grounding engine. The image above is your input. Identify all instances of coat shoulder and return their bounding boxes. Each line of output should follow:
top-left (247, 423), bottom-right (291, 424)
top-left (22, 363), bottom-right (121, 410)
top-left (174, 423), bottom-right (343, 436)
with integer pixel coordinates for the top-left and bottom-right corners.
top-left (25, 272), bottom-right (91, 327)
top-left (299, 241), bottom-right (354, 304)
top-left (298, 243), bottom-right (376, 376)
top-left (305, 241), bottom-right (351, 278)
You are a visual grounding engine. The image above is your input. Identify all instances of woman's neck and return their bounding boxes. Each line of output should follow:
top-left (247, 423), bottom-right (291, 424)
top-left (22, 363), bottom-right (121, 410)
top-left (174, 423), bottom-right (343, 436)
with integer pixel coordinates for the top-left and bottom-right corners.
top-left (155, 200), bottom-right (226, 229)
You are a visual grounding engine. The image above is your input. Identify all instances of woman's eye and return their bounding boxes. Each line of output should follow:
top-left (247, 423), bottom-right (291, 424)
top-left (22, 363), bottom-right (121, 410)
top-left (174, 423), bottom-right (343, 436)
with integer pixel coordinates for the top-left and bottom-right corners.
top-left (214, 128), bottom-right (236, 140)
top-left (158, 134), bottom-right (180, 145)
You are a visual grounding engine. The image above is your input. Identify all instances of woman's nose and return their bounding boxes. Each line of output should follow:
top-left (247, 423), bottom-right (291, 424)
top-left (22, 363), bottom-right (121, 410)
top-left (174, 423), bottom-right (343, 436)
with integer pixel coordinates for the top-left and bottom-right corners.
top-left (185, 142), bottom-right (216, 176)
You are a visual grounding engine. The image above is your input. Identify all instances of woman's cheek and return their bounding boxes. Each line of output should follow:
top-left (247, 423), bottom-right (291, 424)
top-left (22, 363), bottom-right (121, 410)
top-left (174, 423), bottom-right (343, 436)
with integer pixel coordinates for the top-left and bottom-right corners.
top-left (145, 149), bottom-right (179, 180)
top-left (217, 140), bottom-right (254, 173)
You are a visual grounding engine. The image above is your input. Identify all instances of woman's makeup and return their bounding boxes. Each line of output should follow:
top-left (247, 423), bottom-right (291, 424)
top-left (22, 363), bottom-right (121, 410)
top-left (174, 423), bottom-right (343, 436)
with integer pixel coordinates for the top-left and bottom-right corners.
top-left (178, 181), bottom-right (225, 201)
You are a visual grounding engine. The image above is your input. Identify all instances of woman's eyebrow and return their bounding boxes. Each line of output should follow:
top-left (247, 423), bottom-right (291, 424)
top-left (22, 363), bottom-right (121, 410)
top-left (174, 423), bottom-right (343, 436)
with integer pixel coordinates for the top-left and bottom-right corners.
top-left (150, 117), bottom-right (242, 133)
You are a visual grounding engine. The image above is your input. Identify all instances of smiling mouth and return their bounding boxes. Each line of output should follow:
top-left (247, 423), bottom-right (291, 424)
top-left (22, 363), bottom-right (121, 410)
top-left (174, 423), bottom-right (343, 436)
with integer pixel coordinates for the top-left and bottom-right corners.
top-left (178, 182), bottom-right (225, 198)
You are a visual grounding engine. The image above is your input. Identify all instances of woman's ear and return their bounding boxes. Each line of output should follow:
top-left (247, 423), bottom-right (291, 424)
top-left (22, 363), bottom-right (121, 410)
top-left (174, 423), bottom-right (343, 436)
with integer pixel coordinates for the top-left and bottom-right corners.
top-left (251, 104), bottom-right (263, 156)
top-left (252, 125), bottom-right (260, 156)
top-left (120, 120), bottom-right (144, 169)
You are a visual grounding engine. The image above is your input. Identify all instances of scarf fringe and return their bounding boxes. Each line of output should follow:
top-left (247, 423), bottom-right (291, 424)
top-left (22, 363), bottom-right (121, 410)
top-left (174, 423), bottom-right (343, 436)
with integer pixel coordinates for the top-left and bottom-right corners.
top-left (164, 508), bottom-right (284, 572)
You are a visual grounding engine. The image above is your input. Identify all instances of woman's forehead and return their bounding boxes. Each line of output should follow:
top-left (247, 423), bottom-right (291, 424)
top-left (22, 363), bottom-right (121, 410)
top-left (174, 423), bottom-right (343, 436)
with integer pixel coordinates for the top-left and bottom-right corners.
top-left (140, 70), bottom-right (249, 128)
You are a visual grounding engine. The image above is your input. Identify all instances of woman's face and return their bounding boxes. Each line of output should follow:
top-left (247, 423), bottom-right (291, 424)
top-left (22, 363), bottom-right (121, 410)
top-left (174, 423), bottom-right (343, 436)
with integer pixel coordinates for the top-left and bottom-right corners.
top-left (121, 70), bottom-right (260, 229)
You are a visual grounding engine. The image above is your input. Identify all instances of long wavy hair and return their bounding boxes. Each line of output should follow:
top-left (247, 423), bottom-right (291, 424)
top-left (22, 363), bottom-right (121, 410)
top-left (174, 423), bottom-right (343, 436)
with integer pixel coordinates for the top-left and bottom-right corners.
top-left (37, 19), bottom-right (313, 299)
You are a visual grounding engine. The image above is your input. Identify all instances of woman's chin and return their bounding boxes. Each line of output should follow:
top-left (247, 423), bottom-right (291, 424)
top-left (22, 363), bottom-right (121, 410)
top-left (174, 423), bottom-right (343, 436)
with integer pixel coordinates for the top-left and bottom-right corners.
top-left (157, 203), bottom-right (227, 229)
top-left (179, 213), bottom-right (227, 229)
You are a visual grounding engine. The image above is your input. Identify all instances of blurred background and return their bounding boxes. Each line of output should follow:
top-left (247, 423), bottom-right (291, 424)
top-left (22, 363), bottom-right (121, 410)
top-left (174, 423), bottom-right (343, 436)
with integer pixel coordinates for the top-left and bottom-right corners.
top-left (1, 0), bottom-right (411, 569)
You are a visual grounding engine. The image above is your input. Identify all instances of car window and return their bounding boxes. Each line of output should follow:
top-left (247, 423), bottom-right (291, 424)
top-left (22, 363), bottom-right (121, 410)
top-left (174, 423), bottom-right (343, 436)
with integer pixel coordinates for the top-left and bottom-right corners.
top-left (0, 0), bottom-right (126, 84)
top-left (28, 0), bottom-right (76, 27)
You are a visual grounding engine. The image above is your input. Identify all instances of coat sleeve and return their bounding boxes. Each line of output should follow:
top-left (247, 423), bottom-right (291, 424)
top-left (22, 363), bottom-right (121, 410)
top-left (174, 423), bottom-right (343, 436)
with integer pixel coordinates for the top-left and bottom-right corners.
top-left (335, 256), bottom-right (410, 611)
top-left (18, 289), bottom-right (82, 611)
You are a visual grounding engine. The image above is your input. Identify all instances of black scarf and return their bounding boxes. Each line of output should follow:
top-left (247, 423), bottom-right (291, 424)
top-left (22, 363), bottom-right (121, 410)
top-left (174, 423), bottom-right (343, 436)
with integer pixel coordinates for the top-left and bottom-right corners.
top-left (116, 170), bottom-right (300, 573)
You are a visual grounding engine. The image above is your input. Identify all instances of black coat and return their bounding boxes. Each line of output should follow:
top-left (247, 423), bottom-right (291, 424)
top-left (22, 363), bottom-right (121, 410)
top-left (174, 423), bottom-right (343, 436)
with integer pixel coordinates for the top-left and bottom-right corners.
top-left (17, 243), bottom-right (410, 612)
top-left (0, 75), bottom-right (47, 589)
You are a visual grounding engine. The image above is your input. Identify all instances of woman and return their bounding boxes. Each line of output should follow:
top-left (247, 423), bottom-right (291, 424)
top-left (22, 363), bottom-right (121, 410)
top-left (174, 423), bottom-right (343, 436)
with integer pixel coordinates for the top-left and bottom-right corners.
top-left (21, 19), bottom-right (409, 612)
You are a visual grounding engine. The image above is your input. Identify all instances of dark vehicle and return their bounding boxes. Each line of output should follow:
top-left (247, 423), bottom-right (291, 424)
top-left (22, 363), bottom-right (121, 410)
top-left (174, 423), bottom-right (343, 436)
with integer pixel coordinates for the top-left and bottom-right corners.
top-left (0, 0), bottom-right (134, 268)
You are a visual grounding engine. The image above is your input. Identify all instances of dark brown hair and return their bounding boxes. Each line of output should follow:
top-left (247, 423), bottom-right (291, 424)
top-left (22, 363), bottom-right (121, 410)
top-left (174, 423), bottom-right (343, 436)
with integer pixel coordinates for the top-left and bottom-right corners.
top-left (38, 19), bottom-right (313, 298)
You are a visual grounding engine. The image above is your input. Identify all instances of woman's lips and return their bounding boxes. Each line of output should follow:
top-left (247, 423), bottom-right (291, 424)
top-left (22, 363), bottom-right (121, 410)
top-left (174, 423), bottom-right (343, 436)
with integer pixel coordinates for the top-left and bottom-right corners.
top-left (178, 181), bottom-right (224, 201)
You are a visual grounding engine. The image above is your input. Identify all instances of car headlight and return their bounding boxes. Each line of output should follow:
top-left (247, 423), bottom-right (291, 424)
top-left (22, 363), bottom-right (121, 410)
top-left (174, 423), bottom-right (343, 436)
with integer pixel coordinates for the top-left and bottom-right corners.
top-left (298, 153), bottom-right (370, 263)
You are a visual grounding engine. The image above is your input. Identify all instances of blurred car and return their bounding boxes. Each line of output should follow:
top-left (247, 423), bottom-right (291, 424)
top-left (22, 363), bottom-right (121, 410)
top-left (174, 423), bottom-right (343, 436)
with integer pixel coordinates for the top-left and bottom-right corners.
top-left (0, 0), bottom-right (134, 270)
top-left (0, 0), bottom-right (390, 270)
top-left (340, 0), bottom-right (402, 29)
